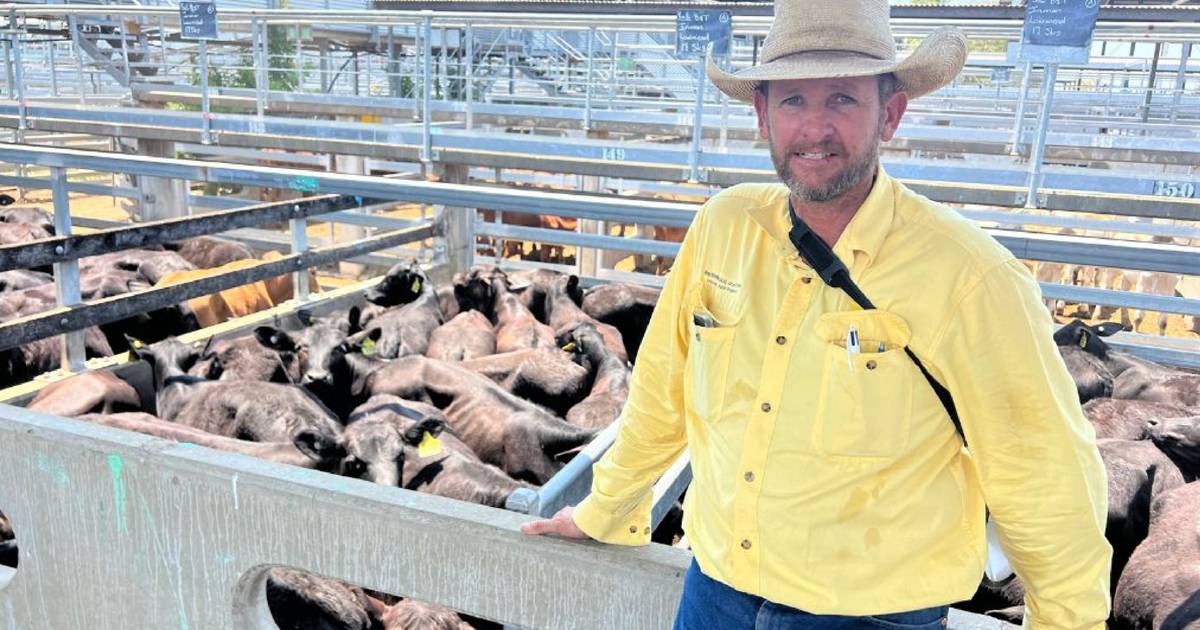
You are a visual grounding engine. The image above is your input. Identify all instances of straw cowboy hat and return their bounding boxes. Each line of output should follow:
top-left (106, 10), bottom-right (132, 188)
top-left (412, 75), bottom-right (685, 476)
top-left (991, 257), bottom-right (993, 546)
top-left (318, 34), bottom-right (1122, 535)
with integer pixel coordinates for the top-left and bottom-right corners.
top-left (707, 0), bottom-right (968, 103)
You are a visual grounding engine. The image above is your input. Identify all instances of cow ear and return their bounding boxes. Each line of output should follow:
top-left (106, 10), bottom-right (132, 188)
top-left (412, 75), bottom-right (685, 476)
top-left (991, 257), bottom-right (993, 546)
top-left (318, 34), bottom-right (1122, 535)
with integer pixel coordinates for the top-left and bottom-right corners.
top-left (401, 424), bottom-right (425, 445)
top-left (1096, 322), bottom-right (1124, 337)
top-left (254, 326), bottom-right (296, 352)
top-left (293, 430), bottom-right (340, 460)
top-left (419, 416), bottom-right (446, 437)
top-left (124, 335), bottom-right (152, 362)
top-left (347, 306), bottom-right (362, 333)
top-left (296, 309), bottom-right (313, 327)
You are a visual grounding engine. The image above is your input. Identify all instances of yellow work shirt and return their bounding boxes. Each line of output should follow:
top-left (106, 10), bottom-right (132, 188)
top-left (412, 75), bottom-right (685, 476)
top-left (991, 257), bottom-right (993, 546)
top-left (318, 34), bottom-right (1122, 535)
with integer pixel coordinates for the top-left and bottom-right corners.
top-left (573, 167), bottom-right (1111, 628)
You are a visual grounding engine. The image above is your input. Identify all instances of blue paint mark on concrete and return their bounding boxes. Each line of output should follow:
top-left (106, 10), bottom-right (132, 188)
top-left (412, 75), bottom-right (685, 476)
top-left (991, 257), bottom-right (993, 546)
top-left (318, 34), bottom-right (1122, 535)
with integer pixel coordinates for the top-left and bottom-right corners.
top-left (107, 454), bottom-right (128, 534)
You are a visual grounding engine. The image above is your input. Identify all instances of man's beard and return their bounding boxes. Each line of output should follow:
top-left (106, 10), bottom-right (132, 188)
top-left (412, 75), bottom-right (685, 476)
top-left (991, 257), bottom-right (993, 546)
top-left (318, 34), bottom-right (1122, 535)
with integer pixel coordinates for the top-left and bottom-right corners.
top-left (769, 117), bottom-right (882, 203)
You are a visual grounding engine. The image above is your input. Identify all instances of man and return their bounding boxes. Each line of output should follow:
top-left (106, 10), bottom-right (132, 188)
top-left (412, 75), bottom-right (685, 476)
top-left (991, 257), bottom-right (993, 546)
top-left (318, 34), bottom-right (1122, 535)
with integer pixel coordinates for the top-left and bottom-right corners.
top-left (523, 1), bottom-right (1112, 628)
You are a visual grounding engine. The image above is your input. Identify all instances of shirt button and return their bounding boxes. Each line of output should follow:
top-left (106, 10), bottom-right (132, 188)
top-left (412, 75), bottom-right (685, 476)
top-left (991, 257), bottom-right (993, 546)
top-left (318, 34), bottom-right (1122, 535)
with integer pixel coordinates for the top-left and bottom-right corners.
top-left (744, 471), bottom-right (755, 482)
top-left (644, 527), bottom-right (651, 535)
top-left (775, 335), bottom-right (787, 345)
top-left (741, 539), bottom-right (752, 550)
top-left (761, 402), bottom-right (772, 413)
top-left (629, 526), bottom-right (638, 534)
top-left (801, 277), bottom-right (812, 284)
top-left (695, 332), bottom-right (701, 341)
top-left (866, 360), bottom-right (877, 370)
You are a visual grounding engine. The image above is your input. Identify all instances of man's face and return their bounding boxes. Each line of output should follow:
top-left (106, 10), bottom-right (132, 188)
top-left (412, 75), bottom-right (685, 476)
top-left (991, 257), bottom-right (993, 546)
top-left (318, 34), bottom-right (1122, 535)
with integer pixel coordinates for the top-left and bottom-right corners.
top-left (753, 76), bottom-right (907, 203)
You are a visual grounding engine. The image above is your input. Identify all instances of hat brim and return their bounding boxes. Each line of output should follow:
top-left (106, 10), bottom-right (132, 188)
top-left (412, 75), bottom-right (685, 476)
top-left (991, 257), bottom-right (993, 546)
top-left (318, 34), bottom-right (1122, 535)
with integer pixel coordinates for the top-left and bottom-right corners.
top-left (707, 26), bottom-right (967, 103)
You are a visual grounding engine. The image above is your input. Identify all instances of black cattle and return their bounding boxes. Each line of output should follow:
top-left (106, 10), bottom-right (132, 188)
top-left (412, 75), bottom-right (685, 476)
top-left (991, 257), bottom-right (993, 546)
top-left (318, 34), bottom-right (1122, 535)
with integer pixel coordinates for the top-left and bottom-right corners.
top-left (129, 337), bottom-right (345, 462)
top-left (543, 274), bottom-right (628, 364)
top-left (459, 347), bottom-right (590, 417)
top-left (557, 321), bottom-right (630, 429)
top-left (343, 395), bottom-right (529, 508)
top-left (0, 205), bottom-right (53, 235)
top-left (1083, 398), bottom-right (1196, 441)
top-left (266, 568), bottom-right (380, 630)
top-left (355, 267), bottom-right (443, 359)
top-left (0, 509), bottom-right (15, 569)
top-left (27, 371), bottom-right (142, 417)
top-left (1113, 482), bottom-right (1200, 629)
top-left (1145, 414), bottom-right (1200, 480)
top-left (1115, 369), bottom-right (1200, 408)
top-left (0, 330), bottom-right (114, 389)
top-left (581, 282), bottom-right (660, 363)
top-left (0, 270), bottom-right (51, 293)
top-left (491, 271), bottom-right (555, 353)
top-left (426, 310), bottom-right (496, 361)
top-left (190, 333), bottom-right (302, 384)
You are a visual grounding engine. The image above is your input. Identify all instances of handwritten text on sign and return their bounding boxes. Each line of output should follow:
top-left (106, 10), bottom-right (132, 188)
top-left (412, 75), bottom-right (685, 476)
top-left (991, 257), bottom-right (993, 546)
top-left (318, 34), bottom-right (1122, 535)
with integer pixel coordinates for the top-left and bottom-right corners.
top-left (1022, 0), bottom-right (1099, 49)
top-left (179, 1), bottom-right (218, 40)
top-left (676, 10), bottom-right (732, 57)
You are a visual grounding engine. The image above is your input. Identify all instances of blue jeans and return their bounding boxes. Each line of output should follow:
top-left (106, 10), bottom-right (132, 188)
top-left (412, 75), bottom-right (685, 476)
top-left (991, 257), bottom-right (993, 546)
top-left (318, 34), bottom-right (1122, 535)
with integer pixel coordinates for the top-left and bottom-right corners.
top-left (672, 561), bottom-right (949, 630)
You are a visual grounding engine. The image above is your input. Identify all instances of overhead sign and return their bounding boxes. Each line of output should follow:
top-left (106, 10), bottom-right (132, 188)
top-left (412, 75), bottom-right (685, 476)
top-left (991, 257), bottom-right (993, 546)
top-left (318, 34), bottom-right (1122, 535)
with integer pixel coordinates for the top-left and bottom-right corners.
top-left (991, 67), bottom-right (1011, 83)
top-left (179, 1), bottom-right (218, 40)
top-left (1019, 0), bottom-right (1099, 64)
top-left (675, 10), bottom-right (731, 57)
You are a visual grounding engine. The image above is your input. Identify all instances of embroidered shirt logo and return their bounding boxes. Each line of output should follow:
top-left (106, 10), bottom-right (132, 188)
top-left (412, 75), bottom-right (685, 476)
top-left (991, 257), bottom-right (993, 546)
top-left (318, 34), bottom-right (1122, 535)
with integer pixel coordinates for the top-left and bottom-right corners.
top-left (704, 270), bottom-right (742, 294)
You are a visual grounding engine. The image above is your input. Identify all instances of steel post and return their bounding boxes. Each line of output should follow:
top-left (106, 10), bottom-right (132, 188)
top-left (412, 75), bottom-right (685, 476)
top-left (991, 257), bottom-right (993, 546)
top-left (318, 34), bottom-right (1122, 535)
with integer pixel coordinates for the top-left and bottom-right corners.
top-left (688, 60), bottom-right (706, 183)
top-left (1024, 63), bottom-right (1058, 209)
top-left (465, 23), bottom-right (474, 130)
top-left (1140, 41), bottom-right (1162, 124)
top-left (609, 30), bottom-right (618, 109)
top-left (48, 39), bottom-right (59, 97)
top-left (12, 34), bottom-right (26, 131)
top-left (50, 167), bottom-right (86, 373)
top-left (69, 15), bottom-right (85, 105)
top-left (199, 38), bottom-right (211, 144)
top-left (254, 18), bottom-right (267, 119)
top-left (1010, 61), bottom-right (1033, 155)
top-left (119, 18), bottom-right (131, 86)
top-left (422, 14), bottom-right (433, 163)
top-left (296, 22), bottom-right (304, 92)
top-left (387, 25), bottom-right (396, 97)
top-left (159, 17), bottom-right (168, 76)
top-left (1171, 42), bottom-right (1192, 124)
top-left (1, 39), bottom-right (10, 100)
top-left (289, 213), bottom-right (311, 301)
top-left (584, 27), bottom-right (595, 130)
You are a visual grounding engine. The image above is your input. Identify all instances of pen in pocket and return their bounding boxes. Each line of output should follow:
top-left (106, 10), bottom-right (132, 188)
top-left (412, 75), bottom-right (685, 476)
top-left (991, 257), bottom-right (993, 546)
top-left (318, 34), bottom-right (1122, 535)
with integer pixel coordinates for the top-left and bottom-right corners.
top-left (846, 325), bottom-right (860, 371)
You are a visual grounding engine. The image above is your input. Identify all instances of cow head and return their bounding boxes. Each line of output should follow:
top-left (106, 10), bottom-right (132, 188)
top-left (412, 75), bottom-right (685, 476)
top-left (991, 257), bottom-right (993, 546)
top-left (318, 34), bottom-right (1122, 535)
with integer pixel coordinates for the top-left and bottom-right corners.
top-left (1146, 415), bottom-right (1200, 473)
top-left (341, 411), bottom-right (448, 487)
top-left (452, 267), bottom-right (498, 318)
top-left (364, 259), bottom-right (427, 307)
top-left (257, 321), bottom-right (380, 394)
top-left (555, 321), bottom-right (603, 364)
top-left (1053, 320), bottom-right (1124, 359)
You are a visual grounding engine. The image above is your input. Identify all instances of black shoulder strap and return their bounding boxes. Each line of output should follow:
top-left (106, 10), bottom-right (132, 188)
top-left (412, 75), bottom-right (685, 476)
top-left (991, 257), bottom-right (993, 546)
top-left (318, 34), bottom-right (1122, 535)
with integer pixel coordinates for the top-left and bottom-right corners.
top-left (787, 206), bottom-right (966, 446)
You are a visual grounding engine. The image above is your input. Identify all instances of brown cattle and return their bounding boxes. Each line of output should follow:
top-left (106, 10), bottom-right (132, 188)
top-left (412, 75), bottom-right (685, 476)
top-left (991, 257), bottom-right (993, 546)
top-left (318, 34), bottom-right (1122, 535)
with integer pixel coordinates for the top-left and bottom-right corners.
top-left (27, 371), bottom-right (141, 417)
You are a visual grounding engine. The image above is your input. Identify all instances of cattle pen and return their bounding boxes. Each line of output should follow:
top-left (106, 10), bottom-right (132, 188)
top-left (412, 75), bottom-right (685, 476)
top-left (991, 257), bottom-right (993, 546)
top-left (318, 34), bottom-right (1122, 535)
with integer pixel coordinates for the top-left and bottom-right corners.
top-left (0, 1), bottom-right (1199, 628)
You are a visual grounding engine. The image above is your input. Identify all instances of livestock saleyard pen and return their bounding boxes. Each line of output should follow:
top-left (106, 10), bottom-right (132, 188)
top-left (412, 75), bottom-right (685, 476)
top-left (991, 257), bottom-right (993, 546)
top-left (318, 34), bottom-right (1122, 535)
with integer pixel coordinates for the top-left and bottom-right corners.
top-left (0, 1), bottom-right (1197, 628)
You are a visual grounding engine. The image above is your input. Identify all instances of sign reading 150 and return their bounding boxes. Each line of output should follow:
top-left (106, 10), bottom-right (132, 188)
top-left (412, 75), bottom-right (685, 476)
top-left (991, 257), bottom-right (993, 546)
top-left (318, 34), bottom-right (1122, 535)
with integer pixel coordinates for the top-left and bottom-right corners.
top-left (1153, 181), bottom-right (1196, 199)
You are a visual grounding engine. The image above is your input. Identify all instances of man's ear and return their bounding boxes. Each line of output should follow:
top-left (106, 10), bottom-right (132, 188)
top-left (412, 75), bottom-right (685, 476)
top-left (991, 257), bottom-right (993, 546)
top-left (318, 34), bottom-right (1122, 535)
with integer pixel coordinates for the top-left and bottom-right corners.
top-left (880, 89), bottom-right (908, 143)
top-left (753, 83), bottom-right (770, 141)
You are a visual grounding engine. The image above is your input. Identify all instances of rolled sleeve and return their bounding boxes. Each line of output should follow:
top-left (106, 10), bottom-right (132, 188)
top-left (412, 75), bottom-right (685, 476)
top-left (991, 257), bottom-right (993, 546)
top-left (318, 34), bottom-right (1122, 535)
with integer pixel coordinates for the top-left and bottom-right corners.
top-left (933, 259), bottom-right (1111, 629)
top-left (572, 210), bottom-right (706, 545)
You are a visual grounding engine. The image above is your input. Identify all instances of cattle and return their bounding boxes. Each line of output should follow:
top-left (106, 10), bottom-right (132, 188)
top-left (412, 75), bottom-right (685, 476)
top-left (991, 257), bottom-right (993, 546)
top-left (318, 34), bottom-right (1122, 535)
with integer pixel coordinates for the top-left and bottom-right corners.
top-left (164, 236), bottom-right (255, 269)
top-left (1114, 367), bottom-right (1200, 408)
top-left (27, 371), bottom-right (142, 417)
top-left (509, 268), bottom-right (570, 323)
top-left (266, 568), bottom-right (379, 630)
top-left (459, 348), bottom-right (590, 417)
top-left (381, 599), bottom-right (473, 630)
top-left (491, 272), bottom-right (555, 353)
top-left (0, 330), bottom-right (114, 389)
top-left (343, 395), bottom-right (529, 508)
top-left (581, 282), bottom-right (660, 363)
top-left (357, 355), bottom-right (598, 484)
top-left (255, 312), bottom-right (381, 420)
top-left (0, 206), bottom-right (54, 235)
top-left (0, 222), bottom-right (51, 247)
top-left (1145, 414), bottom-right (1200, 480)
top-left (0, 270), bottom-right (51, 292)
top-left (447, 266), bottom-right (500, 321)
top-left (128, 337), bottom-right (345, 462)
top-left (542, 274), bottom-right (628, 364)
top-left (1084, 398), bottom-right (1196, 441)
top-left (0, 193), bottom-right (12, 205)
top-left (362, 259), bottom-right (427, 313)
top-left (79, 248), bottom-right (196, 284)
top-left (0, 509), bottom-right (15, 569)
top-left (190, 332), bottom-right (302, 384)
top-left (355, 267), bottom-right (443, 359)
top-left (426, 310), bottom-right (496, 361)
top-left (154, 251), bottom-right (318, 328)
top-left (1097, 439), bottom-right (1186, 596)
top-left (558, 322), bottom-right (630, 429)
top-left (1112, 482), bottom-right (1200, 629)
top-left (75, 412), bottom-right (345, 473)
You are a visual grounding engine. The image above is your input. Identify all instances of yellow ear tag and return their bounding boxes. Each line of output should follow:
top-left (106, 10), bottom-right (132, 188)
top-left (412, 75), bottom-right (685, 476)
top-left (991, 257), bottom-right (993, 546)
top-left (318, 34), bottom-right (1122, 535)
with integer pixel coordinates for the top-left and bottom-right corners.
top-left (561, 341), bottom-right (577, 353)
top-left (411, 277), bottom-right (422, 293)
top-left (361, 337), bottom-right (376, 356)
top-left (1080, 335), bottom-right (1088, 350)
top-left (418, 431), bottom-right (443, 458)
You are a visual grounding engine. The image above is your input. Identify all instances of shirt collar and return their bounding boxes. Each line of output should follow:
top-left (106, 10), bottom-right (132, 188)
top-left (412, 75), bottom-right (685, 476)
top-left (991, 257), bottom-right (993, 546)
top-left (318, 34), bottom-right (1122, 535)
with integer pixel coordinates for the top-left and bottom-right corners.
top-left (746, 165), bottom-right (896, 272)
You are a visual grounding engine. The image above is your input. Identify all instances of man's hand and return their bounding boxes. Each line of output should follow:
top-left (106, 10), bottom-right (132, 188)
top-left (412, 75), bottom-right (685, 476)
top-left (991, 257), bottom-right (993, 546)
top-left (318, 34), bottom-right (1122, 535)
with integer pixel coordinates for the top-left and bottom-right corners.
top-left (520, 506), bottom-right (592, 539)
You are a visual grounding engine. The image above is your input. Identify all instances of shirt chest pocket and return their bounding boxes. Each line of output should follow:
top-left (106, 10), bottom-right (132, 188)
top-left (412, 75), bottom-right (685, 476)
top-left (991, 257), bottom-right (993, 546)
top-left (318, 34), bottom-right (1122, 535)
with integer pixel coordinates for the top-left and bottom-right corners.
top-left (683, 281), bottom-right (742, 423)
top-left (813, 310), bottom-right (916, 459)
